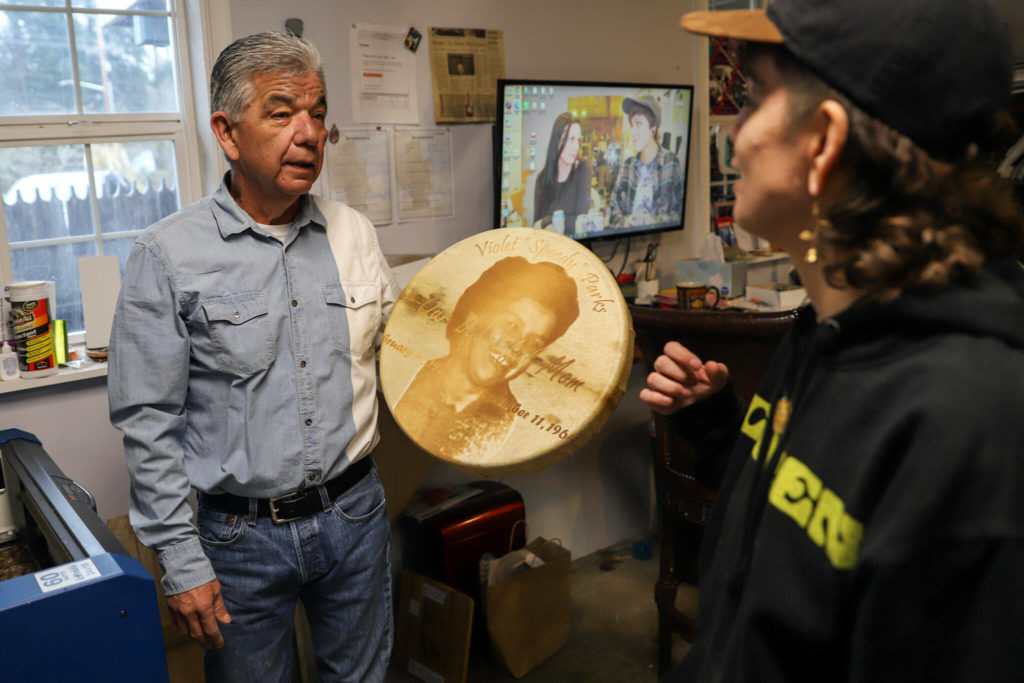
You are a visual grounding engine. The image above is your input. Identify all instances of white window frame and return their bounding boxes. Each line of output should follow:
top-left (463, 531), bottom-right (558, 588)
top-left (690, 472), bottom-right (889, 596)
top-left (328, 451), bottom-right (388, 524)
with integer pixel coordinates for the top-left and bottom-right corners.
top-left (0, 0), bottom-right (215, 345)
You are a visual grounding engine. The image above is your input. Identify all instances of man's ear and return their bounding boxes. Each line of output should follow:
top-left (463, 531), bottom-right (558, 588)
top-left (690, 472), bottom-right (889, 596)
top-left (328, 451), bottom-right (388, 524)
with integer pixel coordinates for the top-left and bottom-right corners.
top-left (807, 99), bottom-right (848, 197)
top-left (210, 111), bottom-right (241, 162)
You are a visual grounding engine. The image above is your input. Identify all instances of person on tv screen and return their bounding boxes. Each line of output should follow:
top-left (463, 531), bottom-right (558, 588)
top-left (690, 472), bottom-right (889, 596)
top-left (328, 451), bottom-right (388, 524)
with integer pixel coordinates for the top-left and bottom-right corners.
top-left (533, 112), bottom-right (592, 235)
top-left (609, 94), bottom-right (684, 228)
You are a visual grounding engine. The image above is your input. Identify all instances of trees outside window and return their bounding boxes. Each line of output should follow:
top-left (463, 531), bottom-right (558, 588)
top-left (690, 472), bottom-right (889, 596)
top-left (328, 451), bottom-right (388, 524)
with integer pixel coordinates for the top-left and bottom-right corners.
top-left (0, 0), bottom-right (202, 337)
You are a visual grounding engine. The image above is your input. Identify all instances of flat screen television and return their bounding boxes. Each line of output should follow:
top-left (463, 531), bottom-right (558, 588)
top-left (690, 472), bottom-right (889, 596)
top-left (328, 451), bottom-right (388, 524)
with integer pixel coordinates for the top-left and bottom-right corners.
top-left (494, 78), bottom-right (694, 242)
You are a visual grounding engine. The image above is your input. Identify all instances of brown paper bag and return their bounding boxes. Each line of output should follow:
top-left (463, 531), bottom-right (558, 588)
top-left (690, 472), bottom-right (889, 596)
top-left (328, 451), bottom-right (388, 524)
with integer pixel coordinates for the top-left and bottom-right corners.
top-left (485, 537), bottom-right (571, 678)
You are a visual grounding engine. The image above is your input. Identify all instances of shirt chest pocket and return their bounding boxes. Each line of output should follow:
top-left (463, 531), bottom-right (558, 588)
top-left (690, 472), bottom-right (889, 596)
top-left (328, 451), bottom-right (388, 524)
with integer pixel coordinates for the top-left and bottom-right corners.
top-left (323, 282), bottom-right (379, 357)
top-left (201, 292), bottom-right (276, 375)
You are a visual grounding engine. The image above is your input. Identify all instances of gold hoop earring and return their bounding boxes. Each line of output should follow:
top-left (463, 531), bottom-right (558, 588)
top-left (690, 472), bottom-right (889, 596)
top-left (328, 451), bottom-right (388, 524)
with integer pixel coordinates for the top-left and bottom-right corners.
top-left (800, 200), bottom-right (830, 264)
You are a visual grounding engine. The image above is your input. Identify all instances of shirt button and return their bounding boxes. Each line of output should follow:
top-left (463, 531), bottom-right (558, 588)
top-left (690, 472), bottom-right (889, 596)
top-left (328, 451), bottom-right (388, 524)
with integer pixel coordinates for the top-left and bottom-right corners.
top-left (291, 299), bottom-right (298, 307)
top-left (350, 296), bottom-right (355, 303)
top-left (307, 473), bottom-right (316, 483)
top-left (305, 418), bottom-right (312, 426)
top-left (232, 311), bottom-right (240, 319)
top-left (300, 360), bottom-right (306, 368)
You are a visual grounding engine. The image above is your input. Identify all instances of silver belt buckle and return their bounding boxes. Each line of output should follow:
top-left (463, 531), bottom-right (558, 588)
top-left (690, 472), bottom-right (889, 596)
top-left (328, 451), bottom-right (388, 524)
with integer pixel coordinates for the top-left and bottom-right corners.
top-left (268, 490), bottom-right (304, 523)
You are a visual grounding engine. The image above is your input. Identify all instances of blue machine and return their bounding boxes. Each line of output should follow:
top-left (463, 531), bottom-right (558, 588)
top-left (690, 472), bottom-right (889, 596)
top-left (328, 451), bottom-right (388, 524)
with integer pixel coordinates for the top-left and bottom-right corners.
top-left (0, 429), bottom-right (167, 682)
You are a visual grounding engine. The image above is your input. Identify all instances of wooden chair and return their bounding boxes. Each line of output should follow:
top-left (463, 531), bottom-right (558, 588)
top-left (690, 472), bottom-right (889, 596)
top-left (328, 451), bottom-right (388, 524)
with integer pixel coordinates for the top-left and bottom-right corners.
top-left (630, 305), bottom-right (796, 675)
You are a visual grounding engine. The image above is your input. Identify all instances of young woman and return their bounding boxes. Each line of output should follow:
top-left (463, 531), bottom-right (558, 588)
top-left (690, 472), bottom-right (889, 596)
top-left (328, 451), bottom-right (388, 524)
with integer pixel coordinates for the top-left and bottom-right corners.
top-left (533, 112), bottom-right (592, 234)
top-left (642, 0), bottom-right (1024, 680)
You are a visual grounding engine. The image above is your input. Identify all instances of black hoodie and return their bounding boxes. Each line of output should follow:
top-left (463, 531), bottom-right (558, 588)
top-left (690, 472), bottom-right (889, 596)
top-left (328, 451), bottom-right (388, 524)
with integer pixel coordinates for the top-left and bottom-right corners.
top-left (667, 260), bottom-right (1024, 682)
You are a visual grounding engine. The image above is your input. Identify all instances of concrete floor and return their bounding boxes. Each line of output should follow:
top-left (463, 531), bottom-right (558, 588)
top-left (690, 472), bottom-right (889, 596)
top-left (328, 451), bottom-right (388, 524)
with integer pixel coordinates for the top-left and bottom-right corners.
top-left (386, 534), bottom-right (695, 683)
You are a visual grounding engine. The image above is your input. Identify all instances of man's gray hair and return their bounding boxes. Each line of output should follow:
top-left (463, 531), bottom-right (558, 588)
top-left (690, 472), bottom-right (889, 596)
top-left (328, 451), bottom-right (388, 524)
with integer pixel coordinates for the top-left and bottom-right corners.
top-left (210, 32), bottom-right (325, 121)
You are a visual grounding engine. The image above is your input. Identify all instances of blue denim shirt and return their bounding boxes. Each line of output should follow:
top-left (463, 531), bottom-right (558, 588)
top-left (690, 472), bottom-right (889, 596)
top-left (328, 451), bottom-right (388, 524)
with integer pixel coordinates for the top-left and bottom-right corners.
top-left (109, 179), bottom-right (398, 594)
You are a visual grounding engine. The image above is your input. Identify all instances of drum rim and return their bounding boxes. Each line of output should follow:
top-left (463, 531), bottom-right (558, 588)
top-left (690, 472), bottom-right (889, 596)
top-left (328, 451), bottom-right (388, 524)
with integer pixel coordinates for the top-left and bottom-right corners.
top-left (380, 228), bottom-right (634, 475)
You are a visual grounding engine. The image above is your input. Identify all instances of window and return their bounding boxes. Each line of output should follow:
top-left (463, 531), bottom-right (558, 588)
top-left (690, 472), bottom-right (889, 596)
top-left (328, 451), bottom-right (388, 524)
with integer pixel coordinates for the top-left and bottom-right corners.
top-left (0, 0), bottom-right (204, 338)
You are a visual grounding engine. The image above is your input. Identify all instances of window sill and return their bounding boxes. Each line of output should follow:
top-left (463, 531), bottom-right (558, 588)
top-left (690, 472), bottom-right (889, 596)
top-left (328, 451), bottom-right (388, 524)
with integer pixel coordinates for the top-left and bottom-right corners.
top-left (0, 358), bottom-right (108, 395)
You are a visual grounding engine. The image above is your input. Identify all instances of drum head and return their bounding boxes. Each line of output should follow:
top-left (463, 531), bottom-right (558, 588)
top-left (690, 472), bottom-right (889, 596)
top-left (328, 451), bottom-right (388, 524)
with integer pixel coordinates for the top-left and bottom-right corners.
top-left (380, 228), bottom-right (634, 476)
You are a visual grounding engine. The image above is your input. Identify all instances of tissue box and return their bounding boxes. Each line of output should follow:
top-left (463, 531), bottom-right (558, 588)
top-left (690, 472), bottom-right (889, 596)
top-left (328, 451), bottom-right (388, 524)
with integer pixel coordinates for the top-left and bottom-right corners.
top-left (746, 282), bottom-right (807, 309)
top-left (675, 260), bottom-right (748, 298)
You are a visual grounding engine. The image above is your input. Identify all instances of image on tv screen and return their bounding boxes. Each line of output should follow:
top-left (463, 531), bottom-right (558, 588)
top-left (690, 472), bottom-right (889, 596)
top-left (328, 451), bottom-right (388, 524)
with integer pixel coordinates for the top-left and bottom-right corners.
top-left (495, 79), bottom-right (694, 242)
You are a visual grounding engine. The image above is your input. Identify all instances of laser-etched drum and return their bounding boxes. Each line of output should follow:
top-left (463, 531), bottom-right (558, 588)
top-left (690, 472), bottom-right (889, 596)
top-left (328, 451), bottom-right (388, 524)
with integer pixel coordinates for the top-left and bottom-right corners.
top-left (380, 228), bottom-right (634, 476)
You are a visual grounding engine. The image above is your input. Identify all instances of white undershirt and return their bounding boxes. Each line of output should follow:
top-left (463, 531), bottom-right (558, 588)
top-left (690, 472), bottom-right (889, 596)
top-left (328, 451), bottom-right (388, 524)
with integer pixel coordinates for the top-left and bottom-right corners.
top-left (256, 221), bottom-right (293, 243)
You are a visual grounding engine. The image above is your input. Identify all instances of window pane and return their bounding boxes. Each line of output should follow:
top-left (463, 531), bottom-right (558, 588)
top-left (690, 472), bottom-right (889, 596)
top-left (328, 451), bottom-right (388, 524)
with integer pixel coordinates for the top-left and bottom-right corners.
top-left (75, 12), bottom-right (177, 114)
top-left (1, 140), bottom-right (182, 243)
top-left (93, 139), bottom-right (180, 233)
top-left (71, 1), bottom-right (170, 10)
top-left (0, 11), bottom-right (76, 116)
top-left (4, 2), bottom-right (65, 7)
top-left (0, 145), bottom-right (96, 242)
top-left (102, 235), bottom-right (137, 274)
top-left (11, 241), bottom-right (98, 333)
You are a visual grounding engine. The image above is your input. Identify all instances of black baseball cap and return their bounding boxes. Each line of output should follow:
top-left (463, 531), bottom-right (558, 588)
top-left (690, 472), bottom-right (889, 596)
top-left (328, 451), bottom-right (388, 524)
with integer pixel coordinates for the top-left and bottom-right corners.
top-left (681, 0), bottom-right (1013, 159)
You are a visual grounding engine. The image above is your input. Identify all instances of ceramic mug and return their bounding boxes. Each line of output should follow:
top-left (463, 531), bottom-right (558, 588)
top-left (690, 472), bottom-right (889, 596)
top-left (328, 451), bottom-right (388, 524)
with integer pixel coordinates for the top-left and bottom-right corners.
top-left (676, 281), bottom-right (721, 311)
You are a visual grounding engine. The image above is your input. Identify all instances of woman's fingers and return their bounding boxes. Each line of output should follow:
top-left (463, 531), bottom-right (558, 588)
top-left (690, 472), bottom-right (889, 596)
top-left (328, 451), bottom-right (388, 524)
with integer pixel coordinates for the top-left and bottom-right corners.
top-left (641, 342), bottom-right (731, 415)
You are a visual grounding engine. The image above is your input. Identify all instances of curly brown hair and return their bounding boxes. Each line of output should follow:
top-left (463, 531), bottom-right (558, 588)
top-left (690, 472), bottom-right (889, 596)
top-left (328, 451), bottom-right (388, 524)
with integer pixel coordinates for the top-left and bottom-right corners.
top-left (752, 43), bottom-right (1024, 297)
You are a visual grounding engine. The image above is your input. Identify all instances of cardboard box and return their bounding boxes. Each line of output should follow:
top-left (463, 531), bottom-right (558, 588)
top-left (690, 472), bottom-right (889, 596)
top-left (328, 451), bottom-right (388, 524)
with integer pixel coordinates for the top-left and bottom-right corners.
top-left (675, 260), bottom-right (748, 298)
top-left (746, 283), bottom-right (807, 309)
top-left (394, 571), bottom-right (474, 683)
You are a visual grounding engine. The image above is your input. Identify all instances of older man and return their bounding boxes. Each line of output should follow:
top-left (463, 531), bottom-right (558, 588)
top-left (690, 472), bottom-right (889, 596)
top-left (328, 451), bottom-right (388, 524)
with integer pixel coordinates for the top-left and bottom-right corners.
top-left (109, 32), bottom-right (398, 682)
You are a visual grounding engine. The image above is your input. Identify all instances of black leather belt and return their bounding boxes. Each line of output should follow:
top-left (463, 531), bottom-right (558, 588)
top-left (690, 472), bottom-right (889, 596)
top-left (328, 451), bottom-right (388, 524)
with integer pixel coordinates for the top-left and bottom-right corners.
top-left (199, 457), bottom-right (373, 523)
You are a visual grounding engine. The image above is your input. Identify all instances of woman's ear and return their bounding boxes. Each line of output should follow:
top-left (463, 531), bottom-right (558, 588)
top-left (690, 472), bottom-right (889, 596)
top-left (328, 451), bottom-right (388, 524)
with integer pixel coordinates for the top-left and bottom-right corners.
top-left (807, 99), bottom-right (849, 197)
top-left (210, 112), bottom-right (241, 162)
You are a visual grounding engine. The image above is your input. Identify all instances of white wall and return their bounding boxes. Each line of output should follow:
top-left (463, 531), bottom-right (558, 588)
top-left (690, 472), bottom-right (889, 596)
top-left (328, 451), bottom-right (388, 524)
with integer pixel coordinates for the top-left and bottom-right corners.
top-left (227, 0), bottom-right (707, 557)
top-left (1, 380), bottom-right (128, 522)
top-left (229, 0), bottom-right (712, 557)
top-left (1, 0), bottom-right (707, 561)
top-left (227, 0), bottom-right (709, 270)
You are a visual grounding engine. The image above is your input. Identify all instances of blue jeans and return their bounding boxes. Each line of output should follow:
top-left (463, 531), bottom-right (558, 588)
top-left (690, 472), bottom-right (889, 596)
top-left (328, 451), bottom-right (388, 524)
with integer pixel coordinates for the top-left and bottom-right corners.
top-left (196, 465), bottom-right (392, 682)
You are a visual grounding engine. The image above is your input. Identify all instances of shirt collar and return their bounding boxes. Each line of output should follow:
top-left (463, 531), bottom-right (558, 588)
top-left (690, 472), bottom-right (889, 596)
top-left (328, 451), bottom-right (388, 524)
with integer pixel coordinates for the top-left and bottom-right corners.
top-left (211, 171), bottom-right (326, 239)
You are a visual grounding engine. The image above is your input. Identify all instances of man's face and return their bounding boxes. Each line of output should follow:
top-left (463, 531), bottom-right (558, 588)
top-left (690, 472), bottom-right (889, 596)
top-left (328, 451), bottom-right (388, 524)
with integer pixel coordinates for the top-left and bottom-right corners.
top-left (630, 112), bottom-right (654, 152)
top-left (220, 70), bottom-right (327, 220)
top-left (461, 297), bottom-right (558, 389)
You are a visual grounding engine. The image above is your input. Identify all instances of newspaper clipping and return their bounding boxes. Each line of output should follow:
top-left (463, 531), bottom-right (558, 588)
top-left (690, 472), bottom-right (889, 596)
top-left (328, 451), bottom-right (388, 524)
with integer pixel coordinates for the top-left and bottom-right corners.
top-left (428, 28), bottom-right (505, 123)
top-left (325, 127), bottom-right (392, 226)
top-left (395, 127), bottom-right (454, 221)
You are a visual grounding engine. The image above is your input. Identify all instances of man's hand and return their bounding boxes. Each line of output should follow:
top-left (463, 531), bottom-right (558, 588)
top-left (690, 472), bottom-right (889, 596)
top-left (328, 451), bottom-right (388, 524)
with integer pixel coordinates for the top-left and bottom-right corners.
top-left (166, 578), bottom-right (232, 650)
top-left (640, 341), bottom-right (729, 415)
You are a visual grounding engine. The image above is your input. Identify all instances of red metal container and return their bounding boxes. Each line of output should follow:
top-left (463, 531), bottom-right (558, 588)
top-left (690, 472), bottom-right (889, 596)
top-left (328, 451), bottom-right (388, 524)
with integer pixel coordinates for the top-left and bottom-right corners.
top-left (398, 480), bottom-right (526, 603)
